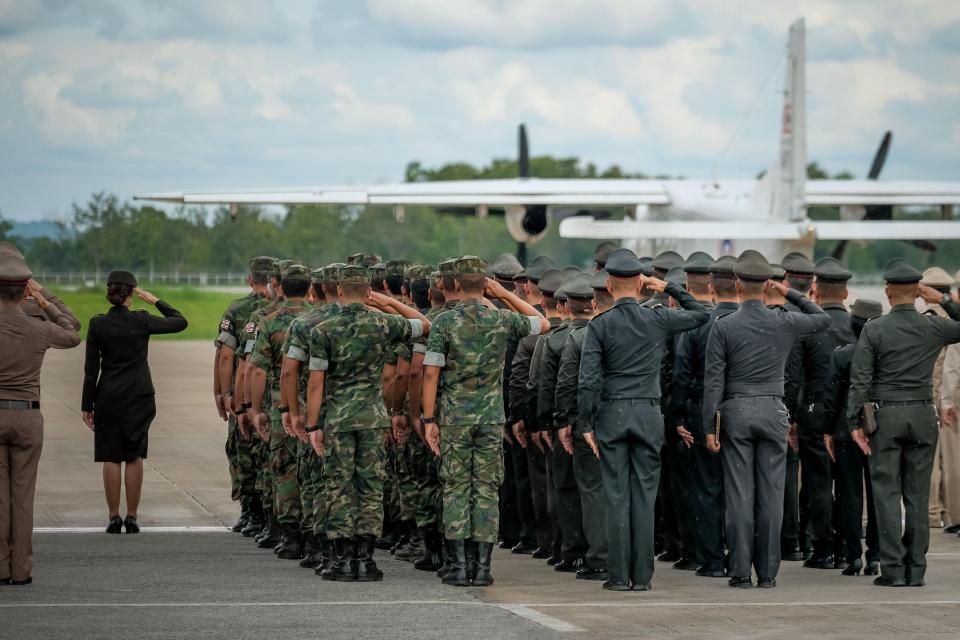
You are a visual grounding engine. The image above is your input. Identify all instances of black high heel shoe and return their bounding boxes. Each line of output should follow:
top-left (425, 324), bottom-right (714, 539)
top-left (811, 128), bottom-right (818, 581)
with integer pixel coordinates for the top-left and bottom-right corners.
top-left (106, 516), bottom-right (124, 534)
top-left (841, 558), bottom-right (862, 576)
top-left (124, 516), bottom-right (140, 534)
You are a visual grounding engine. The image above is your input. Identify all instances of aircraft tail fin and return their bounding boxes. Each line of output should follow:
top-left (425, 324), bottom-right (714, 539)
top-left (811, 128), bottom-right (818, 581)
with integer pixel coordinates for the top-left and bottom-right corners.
top-left (770, 18), bottom-right (807, 221)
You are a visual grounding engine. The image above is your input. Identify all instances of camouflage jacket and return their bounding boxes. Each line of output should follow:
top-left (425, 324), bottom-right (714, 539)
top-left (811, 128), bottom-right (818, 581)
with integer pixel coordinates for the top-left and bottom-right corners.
top-left (250, 299), bottom-right (310, 405)
top-left (307, 303), bottom-right (421, 431)
top-left (241, 298), bottom-right (283, 357)
top-left (283, 302), bottom-right (340, 407)
top-left (215, 292), bottom-right (269, 391)
top-left (424, 299), bottom-right (540, 426)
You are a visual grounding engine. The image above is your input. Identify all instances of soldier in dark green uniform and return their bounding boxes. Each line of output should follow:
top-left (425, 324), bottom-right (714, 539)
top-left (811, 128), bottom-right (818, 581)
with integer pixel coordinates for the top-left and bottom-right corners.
top-left (847, 259), bottom-right (960, 587)
top-left (215, 256), bottom-right (274, 534)
top-left (578, 249), bottom-right (709, 591)
top-left (249, 264), bottom-right (313, 560)
top-left (305, 265), bottom-right (430, 582)
top-left (555, 269), bottom-right (615, 581)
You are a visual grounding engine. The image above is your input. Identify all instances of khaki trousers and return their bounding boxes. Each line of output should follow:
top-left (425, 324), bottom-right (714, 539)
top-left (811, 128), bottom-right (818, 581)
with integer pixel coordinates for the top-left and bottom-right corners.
top-left (0, 410), bottom-right (44, 582)
top-left (929, 425), bottom-right (960, 526)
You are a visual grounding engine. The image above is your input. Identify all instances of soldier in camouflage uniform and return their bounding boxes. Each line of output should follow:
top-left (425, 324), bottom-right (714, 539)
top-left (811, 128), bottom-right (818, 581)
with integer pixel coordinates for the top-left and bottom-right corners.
top-left (422, 257), bottom-right (549, 587)
top-left (249, 264), bottom-right (313, 560)
top-left (305, 265), bottom-right (431, 582)
top-left (214, 256), bottom-right (274, 534)
top-left (281, 264), bottom-right (344, 571)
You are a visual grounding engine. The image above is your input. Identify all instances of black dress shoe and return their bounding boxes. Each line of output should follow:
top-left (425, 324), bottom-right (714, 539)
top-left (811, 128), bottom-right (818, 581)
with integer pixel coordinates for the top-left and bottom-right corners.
top-left (545, 555), bottom-right (560, 566)
top-left (106, 516), bottom-right (124, 534)
top-left (554, 558), bottom-right (584, 573)
top-left (575, 566), bottom-right (608, 581)
top-left (757, 578), bottom-right (777, 588)
top-left (0, 578), bottom-right (10, 585)
top-left (672, 557), bottom-right (699, 571)
top-left (632, 583), bottom-right (651, 591)
top-left (123, 516), bottom-right (140, 534)
top-left (656, 550), bottom-right (681, 563)
top-left (10, 577), bottom-right (32, 586)
top-left (601, 580), bottom-right (632, 591)
top-left (782, 550), bottom-right (804, 562)
top-left (943, 524), bottom-right (960, 534)
top-left (498, 539), bottom-right (518, 550)
top-left (873, 575), bottom-right (906, 587)
top-left (803, 555), bottom-right (834, 569)
top-left (531, 547), bottom-right (551, 560)
top-left (696, 567), bottom-right (726, 578)
top-left (801, 548), bottom-right (814, 561)
top-left (906, 578), bottom-right (926, 587)
top-left (728, 576), bottom-right (753, 588)
top-left (510, 541), bottom-right (536, 555)
top-left (841, 559), bottom-right (862, 576)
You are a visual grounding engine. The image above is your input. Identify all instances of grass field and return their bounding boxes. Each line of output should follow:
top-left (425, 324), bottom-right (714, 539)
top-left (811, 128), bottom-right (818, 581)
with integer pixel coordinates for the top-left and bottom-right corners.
top-left (48, 286), bottom-right (241, 341)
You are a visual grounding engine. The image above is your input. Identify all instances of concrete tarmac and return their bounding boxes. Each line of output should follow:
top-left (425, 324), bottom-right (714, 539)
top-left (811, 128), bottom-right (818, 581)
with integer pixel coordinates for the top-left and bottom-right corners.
top-left (9, 341), bottom-right (960, 639)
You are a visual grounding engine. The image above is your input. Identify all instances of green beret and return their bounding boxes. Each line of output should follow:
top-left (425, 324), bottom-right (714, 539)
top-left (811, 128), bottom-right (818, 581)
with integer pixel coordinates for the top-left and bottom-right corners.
top-left (883, 258), bottom-right (922, 284)
top-left (385, 260), bottom-right (412, 277)
top-left (249, 256), bottom-right (277, 276)
top-left (538, 268), bottom-right (563, 295)
top-left (107, 270), bottom-right (137, 287)
top-left (282, 264), bottom-right (311, 283)
top-left (734, 250), bottom-right (775, 282)
top-left (851, 298), bottom-right (883, 320)
top-left (814, 257), bottom-right (852, 283)
top-left (651, 251), bottom-right (683, 273)
top-left (340, 265), bottom-right (371, 284)
top-left (709, 255), bottom-right (737, 279)
top-left (455, 255), bottom-right (488, 275)
top-left (683, 251), bottom-right (715, 275)
top-left (594, 241), bottom-right (619, 266)
top-left (781, 251), bottom-right (814, 277)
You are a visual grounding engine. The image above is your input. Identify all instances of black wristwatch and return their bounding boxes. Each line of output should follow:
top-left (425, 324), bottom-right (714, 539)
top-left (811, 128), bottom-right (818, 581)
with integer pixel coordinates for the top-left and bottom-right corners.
top-left (235, 407), bottom-right (247, 416)
top-left (421, 416), bottom-right (435, 425)
top-left (943, 293), bottom-right (952, 306)
top-left (279, 406), bottom-right (290, 414)
top-left (304, 423), bottom-right (321, 433)
top-left (241, 402), bottom-right (252, 410)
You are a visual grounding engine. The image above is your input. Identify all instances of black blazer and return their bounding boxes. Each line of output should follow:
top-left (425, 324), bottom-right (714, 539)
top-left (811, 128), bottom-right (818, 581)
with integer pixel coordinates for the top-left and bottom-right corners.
top-left (81, 301), bottom-right (188, 411)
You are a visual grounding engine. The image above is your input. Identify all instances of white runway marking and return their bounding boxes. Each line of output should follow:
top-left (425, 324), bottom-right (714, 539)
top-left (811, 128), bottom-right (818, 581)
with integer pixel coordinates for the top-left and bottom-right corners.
top-left (499, 605), bottom-right (585, 632)
top-left (33, 526), bottom-right (229, 533)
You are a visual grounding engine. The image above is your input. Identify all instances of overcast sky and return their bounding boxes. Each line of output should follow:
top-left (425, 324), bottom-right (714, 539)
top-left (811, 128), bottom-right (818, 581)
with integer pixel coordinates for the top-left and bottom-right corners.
top-left (2, 0), bottom-right (958, 221)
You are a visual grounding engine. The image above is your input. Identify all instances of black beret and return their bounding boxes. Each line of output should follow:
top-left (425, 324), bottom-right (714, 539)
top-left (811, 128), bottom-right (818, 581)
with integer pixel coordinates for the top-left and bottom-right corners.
top-left (683, 251), bottom-right (715, 274)
top-left (781, 251), bottom-right (814, 276)
top-left (594, 241), bottom-right (619, 266)
top-left (851, 298), bottom-right (883, 320)
top-left (882, 258), bottom-right (923, 284)
top-left (107, 270), bottom-right (138, 287)
top-left (538, 268), bottom-right (564, 295)
top-left (814, 257), bottom-right (852, 283)
top-left (734, 250), bottom-right (775, 282)
top-left (709, 255), bottom-right (737, 279)
top-left (590, 269), bottom-right (609, 291)
top-left (651, 250), bottom-right (683, 273)
top-left (606, 249), bottom-right (644, 278)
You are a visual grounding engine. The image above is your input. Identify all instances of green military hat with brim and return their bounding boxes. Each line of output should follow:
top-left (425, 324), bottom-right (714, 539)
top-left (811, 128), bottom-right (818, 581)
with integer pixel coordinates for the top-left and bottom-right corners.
top-left (370, 262), bottom-right (387, 285)
top-left (340, 264), bottom-right (372, 284)
top-left (321, 263), bottom-right (345, 285)
top-left (814, 257), bottom-right (852, 283)
top-left (249, 255), bottom-right (277, 276)
top-left (683, 251), bottom-right (715, 274)
top-left (594, 241), bottom-right (619, 266)
top-left (405, 264), bottom-right (434, 283)
top-left (564, 272), bottom-right (595, 300)
top-left (590, 269), bottom-right (609, 291)
top-left (274, 258), bottom-right (294, 278)
top-left (882, 258), bottom-right (923, 284)
top-left (562, 266), bottom-right (580, 279)
top-left (781, 251), bottom-right (815, 277)
top-left (491, 253), bottom-right (523, 280)
top-left (310, 267), bottom-right (325, 284)
top-left (639, 256), bottom-right (654, 277)
top-left (651, 250), bottom-right (683, 274)
top-left (734, 249), bottom-right (776, 282)
top-left (282, 263), bottom-right (311, 283)
top-left (769, 263), bottom-right (786, 282)
top-left (348, 252), bottom-right (382, 267)
top-left (385, 259), bottom-right (412, 277)
top-left (605, 249), bottom-right (644, 278)
top-left (0, 241), bottom-right (31, 285)
top-left (519, 255), bottom-right (558, 283)
top-left (851, 298), bottom-right (883, 321)
top-left (107, 270), bottom-right (138, 287)
top-left (920, 266), bottom-right (955, 288)
top-left (537, 268), bottom-right (564, 296)
top-left (665, 265), bottom-right (687, 288)
top-left (437, 258), bottom-right (459, 278)
top-left (454, 255), bottom-right (488, 275)
top-left (709, 255), bottom-right (737, 279)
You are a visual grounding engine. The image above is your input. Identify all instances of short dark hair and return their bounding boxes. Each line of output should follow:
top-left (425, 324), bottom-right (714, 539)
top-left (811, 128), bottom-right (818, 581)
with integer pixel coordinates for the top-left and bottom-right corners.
top-left (410, 280), bottom-right (430, 310)
top-left (323, 283), bottom-right (338, 298)
top-left (786, 275), bottom-right (813, 294)
top-left (250, 272), bottom-right (269, 286)
top-left (281, 278), bottom-right (310, 298)
top-left (738, 279), bottom-right (765, 296)
top-left (457, 273), bottom-right (485, 294)
top-left (429, 286), bottom-right (446, 305)
top-left (340, 282), bottom-right (369, 298)
top-left (107, 283), bottom-right (133, 307)
top-left (568, 298), bottom-right (592, 316)
top-left (816, 281), bottom-right (846, 300)
top-left (312, 283), bottom-right (326, 301)
top-left (687, 273), bottom-right (711, 296)
top-left (593, 290), bottom-right (614, 309)
top-left (441, 275), bottom-right (457, 291)
top-left (711, 276), bottom-right (737, 298)
top-left (385, 275), bottom-right (404, 296)
top-left (0, 284), bottom-right (25, 303)
top-left (542, 296), bottom-right (558, 312)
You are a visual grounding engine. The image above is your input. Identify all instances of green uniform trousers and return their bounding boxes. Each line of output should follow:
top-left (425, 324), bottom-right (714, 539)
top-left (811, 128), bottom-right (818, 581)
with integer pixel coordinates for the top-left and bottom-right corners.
top-left (416, 448), bottom-right (442, 529)
top-left (869, 403), bottom-right (938, 581)
top-left (269, 415), bottom-right (301, 527)
top-left (297, 442), bottom-right (325, 534)
top-left (440, 423), bottom-right (504, 543)
top-left (324, 427), bottom-right (387, 539)
top-left (226, 415), bottom-right (259, 502)
top-left (573, 435), bottom-right (607, 570)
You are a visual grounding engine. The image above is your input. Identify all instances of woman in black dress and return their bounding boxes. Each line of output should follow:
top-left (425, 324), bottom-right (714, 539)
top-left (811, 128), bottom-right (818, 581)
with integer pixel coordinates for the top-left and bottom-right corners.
top-left (80, 271), bottom-right (188, 533)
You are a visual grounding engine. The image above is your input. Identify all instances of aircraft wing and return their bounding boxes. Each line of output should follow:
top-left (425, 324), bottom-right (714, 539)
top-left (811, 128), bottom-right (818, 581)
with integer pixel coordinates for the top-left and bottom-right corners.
top-left (559, 217), bottom-right (960, 241)
top-left (135, 179), bottom-right (672, 207)
top-left (806, 180), bottom-right (960, 206)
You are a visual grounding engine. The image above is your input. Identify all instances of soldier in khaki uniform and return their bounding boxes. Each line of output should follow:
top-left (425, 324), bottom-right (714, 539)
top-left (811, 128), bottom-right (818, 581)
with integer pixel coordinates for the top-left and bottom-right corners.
top-left (0, 242), bottom-right (81, 585)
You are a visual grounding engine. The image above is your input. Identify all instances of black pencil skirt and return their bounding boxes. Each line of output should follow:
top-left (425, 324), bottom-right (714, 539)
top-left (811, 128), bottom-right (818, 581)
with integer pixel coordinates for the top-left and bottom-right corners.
top-left (93, 395), bottom-right (157, 463)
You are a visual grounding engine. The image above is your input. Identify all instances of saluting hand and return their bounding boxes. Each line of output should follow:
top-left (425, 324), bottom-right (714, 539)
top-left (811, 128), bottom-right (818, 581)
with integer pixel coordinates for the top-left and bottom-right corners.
top-left (134, 287), bottom-right (159, 305)
top-left (484, 278), bottom-right (507, 299)
top-left (82, 411), bottom-right (95, 432)
top-left (918, 284), bottom-right (945, 305)
top-left (643, 276), bottom-right (668, 293)
top-left (766, 280), bottom-right (790, 296)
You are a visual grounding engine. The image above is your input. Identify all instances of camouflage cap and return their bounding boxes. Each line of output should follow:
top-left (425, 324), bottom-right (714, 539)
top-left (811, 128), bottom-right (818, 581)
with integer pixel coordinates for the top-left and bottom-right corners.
top-left (320, 263), bottom-right (345, 284)
top-left (406, 264), bottom-right (433, 282)
top-left (437, 258), bottom-right (459, 277)
top-left (282, 263), bottom-right (311, 283)
top-left (310, 267), bottom-right (325, 284)
top-left (249, 256), bottom-right (277, 276)
top-left (274, 258), bottom-right (294, 278)
top-left (385, 259), bottom-right (412, 277)
top-left (348, 252), bottom-right (382, 267)
top-left (455, 255), bottom-right (488, 275)
top-left (340, 264), bottom-right (372, 284)
top-left (370, 262), bottom-right (387, 285)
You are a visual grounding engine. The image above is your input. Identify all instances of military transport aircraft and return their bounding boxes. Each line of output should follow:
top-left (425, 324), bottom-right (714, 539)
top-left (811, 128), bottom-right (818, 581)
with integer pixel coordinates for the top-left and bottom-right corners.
top-left (138, 18), bottom-right (960, 261)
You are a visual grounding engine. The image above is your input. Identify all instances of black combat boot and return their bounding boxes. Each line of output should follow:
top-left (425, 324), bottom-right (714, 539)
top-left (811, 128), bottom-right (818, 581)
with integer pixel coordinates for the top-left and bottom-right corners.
top-left (441, 539), bottom-right (470, 587)
top-left (395, 521), bottom-right (425, 561)
top-left (413, 528), bottom-right (443, 572)
top-left (314, 539), bottom-right (334, 576)
top-left (256, 516), bottom-right (283, 549)
top-left (466, 540), bottom-right (479, 582)
top-left (436, 537), bottom-right (453, 579)
top-left (390, 523), bottom-right (411, 555)
top-left (471, 541), bottom-right (494, 587)
top-left (242, 498), bottom-right (264, 537)
top-left (232, 497), bottom-right (251, 533)
top-left (355, 535), bottom-right (384, 582)
top-left (276, 528), bottom-right (304, 560)
top-left (320, 538), bottom-right (356, 582)
top-left (298, 532), bottom-right (322, 568)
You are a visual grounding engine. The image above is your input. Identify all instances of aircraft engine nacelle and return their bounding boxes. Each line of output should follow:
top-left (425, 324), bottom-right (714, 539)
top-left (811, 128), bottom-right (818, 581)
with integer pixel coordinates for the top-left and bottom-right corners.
top-left (505, 205), bottom-right (549, 244)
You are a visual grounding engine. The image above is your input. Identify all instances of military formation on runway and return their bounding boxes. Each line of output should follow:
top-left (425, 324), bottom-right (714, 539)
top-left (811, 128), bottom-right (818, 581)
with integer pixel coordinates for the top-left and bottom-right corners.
top-left (212, 243), bottom-right (960, 591)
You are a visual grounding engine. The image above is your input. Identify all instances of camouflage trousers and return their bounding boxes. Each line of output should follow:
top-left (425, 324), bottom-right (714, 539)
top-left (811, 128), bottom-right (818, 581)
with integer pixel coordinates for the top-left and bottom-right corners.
top-left (324, 427), bottom-right (387, 539)
top-left (226, 415), bottom-right (260, 502)
top-left (397, 435), bottom-right (431, 522)
top-left (269, 416), bottom-right (301, 527)
top-left (298, 441), bottom-right (325, 535)
top-left (255, 410), bottom-right (279, 514)
top-left (416, 450), bottom-right (442, 530)
top-left (440, 423), bottom-right (504, 543)
top-left (384, 441), bottom-right (402, 528)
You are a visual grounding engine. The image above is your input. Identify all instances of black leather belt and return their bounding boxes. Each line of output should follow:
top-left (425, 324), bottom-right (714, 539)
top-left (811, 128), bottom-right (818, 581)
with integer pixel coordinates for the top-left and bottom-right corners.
top-left (0, 400), bottom-right (40, 410)
top-left (875, 400), bottom-right (931, 408)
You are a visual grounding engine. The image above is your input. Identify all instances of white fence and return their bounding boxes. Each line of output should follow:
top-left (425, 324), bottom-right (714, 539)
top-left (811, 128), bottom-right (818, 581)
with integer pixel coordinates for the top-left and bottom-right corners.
top-left (33, 272), bottom-right (250, 287)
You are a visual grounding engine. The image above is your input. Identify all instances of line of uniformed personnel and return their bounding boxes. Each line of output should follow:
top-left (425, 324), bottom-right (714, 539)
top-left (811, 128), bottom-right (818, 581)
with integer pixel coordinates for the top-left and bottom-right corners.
top-left (213, 243), bottom-right (960, 590)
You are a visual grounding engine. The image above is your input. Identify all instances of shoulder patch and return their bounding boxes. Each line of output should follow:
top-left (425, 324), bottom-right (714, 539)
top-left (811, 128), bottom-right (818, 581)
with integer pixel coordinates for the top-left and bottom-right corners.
top-left (244, 322), bottom-right (256, 334)
top-left (220, 319), bottom-right (232, 331)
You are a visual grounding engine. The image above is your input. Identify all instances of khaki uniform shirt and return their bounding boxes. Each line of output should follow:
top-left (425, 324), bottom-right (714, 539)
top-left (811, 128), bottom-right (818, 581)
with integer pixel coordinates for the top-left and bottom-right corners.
top-left (0, 305), bottom-right (81, 401)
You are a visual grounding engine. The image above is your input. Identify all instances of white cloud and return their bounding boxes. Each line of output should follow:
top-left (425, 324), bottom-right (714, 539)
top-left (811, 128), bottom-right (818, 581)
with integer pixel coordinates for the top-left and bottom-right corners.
top-left (21, 72), bottom-right (134, 143)
top-left (0, 40), bottom-right (31, 58)
top-left (328, 82), bottom-right (417, 131)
